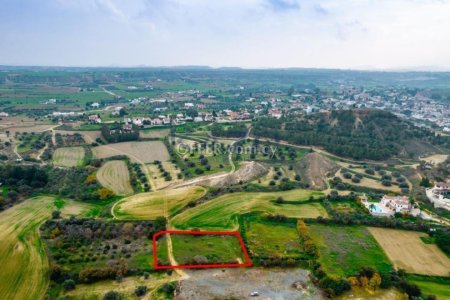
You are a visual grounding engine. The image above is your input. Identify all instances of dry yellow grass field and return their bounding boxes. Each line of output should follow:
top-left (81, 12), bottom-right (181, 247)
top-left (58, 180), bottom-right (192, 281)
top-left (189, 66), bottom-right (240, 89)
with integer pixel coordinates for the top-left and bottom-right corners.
top-left (53, 146), bottom-right (85, 167)
top-left (97, 160), bottom-right (134, 195)
top-left (2, 124), bottom-right (55, 133)
top-left (147, 161), bottom-right (182, 190)
top-left (0, 196), bottom-right (92, 300)
top-left (113, 186), bottom-right (207, 220)
top-left (92, 141), bottom-right (169, 163)
top-left (140, 128), bottom-right (170, 138)
top-left (368, 227), bottom-right (450, 276)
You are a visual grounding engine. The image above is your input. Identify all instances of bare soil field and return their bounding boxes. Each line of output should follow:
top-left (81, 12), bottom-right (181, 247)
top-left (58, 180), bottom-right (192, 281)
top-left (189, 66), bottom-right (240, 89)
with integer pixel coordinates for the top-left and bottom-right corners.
top-left (92, 141), bottom-right (169, 163)
top-left (178, 268), bottom-right (323, 300)
top-left (368, 227), bottom-right (450, 276)
top-left (53, 146), bottom-right (85, 167)
top-left (177, 161), bottom-right (267, 188)
top-left (0, 116), bottom-right (45, 128)
top-left (97, 160), bottom-right (133, 195)
top-left (297, 153), bottom-right (339, 190)
top-left (421, 154), bottom-right (448, 165)
top-left (3, 124), bottom-right (56, 133)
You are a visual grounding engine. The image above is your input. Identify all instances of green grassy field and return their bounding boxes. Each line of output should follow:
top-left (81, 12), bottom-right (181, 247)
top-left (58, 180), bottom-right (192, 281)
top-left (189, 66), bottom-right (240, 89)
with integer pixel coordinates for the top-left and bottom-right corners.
top-left (52, 146), bottom-right (85, 167)
top-left (0, 84), bottom-right (111, 110)
top-left (242, 215), bottom-right (303, 260)
top-left (171, 189), bottom-right (327, 230)
top-left (309, 224), bottom-right (393, 277)
top-left (406, 275), bottom-right (450, 299)
top-left (156, 234), bottom-right (245, 266)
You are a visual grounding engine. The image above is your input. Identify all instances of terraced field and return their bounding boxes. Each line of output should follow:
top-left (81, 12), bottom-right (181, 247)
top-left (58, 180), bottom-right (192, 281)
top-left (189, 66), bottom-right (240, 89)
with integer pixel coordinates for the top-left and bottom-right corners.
top-left (0, 196), bottom-right (91, 300)
top-left (113, 186), bottom-right (207, 220)
top-left (96, 160), bottom-right (133, 195)
top-left (53, 146), bottom-right (85, 167)
top-left (171, 189), bottom-right (327, 230)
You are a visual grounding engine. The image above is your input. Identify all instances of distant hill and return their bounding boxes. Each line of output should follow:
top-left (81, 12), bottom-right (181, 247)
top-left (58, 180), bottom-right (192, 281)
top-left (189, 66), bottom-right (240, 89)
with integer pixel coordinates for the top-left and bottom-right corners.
top-left (253, 109), bottom-right (449, 160)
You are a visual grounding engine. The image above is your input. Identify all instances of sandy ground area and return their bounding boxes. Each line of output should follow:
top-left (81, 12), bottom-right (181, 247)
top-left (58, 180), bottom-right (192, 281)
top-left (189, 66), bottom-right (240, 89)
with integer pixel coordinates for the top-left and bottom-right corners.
top-left (177, 268), bottom-right (323, 300)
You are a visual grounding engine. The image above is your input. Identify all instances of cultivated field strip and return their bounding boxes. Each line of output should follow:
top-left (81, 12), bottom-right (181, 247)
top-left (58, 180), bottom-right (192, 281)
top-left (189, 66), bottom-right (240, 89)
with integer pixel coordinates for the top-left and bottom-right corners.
top-left (53, 146), bottom-right (85, 167)
top-left (368, 227), bottom-right (450, 277)
top-left (96, 160), bottom-right (134, 195)
top-left (113, 186), bottom-right (207, 220)
top-left (92, 141), bottom-right (170, 163)
top-left (0, 196), bottom-right (93, 300)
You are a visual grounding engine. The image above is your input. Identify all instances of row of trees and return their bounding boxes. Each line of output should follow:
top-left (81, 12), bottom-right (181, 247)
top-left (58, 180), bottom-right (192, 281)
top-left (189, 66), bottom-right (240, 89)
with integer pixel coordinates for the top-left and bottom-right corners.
top-left (253, 110), bottom-right (450, 160)
top-left (101, 123), bottom-right (139, 143)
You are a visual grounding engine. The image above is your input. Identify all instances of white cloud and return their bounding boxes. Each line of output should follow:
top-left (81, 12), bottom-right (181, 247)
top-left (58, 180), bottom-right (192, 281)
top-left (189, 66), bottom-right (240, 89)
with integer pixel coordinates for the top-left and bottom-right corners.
top-left (1, 0), bottom-right (450, 69)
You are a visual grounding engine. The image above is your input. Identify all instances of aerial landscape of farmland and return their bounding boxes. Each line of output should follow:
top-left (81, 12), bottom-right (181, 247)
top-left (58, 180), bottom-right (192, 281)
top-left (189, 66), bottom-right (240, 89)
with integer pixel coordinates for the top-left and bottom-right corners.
top-left (1, 1), bottom-right (450, 299)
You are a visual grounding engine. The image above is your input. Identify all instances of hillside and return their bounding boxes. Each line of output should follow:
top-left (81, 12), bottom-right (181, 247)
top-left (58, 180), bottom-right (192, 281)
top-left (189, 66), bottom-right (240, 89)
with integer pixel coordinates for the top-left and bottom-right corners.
top-left (296, 152), bottom-right (339, 190)
top-left (253, 109), bottom-right (449, 160)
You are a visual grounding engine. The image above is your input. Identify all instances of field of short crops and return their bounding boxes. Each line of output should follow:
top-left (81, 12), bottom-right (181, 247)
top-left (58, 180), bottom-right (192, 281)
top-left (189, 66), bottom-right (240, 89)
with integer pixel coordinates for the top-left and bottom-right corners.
top-left (171, 189), bottom-right (327, 230)
top-left (113, 186), bottom-right (207, 220)
top-left (96, 160), bottom-right (133, 195)
top-left (92, 141), bottom-right (169, 163)
top-left (0, 196), bottom-right (91, 300)
top-left (368, 227), bottom-right (450, 276)
top-left (53, 146), bottom-right (85, 167)
top-left (156, 233), bottom-right (245, 266)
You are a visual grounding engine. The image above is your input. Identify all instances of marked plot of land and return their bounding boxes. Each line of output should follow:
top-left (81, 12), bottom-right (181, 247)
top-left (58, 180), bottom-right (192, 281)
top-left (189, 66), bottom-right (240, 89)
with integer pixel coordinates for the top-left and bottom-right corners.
top-left (155, 232), bottom-right (248, 267)
top-left (53, 146), bottom-right (85, 167)
top-left (368, 227), bottom-right (450, 276)
top-left (96, 160), bottom-right (133, 195)
top-left (92, 141), bottom-right (169, 163)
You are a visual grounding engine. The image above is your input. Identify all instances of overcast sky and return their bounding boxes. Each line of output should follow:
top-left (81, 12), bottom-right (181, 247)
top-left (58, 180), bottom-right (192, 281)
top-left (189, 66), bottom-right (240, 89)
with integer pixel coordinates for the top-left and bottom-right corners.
top-left (1, 0), bottom-right (450, 70)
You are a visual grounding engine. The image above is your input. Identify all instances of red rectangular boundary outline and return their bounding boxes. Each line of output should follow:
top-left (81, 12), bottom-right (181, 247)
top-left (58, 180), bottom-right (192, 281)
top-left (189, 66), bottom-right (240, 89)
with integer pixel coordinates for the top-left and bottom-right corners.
top-left (152, 230), bottom-right (252, 269)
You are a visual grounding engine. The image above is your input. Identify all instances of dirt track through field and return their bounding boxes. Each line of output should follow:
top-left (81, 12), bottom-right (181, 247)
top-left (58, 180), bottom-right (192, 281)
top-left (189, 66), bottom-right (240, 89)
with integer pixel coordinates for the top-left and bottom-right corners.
top-left (368, 227), bottom-right (450, 276)
top-left (97, 160), bottom-right (133, 195)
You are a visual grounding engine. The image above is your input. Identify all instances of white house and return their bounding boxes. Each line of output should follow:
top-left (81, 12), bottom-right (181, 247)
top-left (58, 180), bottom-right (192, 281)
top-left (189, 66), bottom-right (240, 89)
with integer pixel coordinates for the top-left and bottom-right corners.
top-left (381, 195), bottom-right (411, 214)
top-left (426, 181), bottom-right (450, 210)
